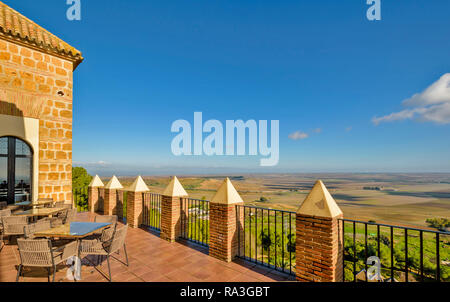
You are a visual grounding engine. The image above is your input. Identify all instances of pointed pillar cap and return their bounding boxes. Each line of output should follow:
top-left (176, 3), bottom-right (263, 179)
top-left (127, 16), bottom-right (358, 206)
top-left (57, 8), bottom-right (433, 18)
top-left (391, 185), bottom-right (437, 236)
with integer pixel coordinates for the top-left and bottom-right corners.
top-left (297, 180), bottom-right (343, 218)
top-left (163, 176), bottom-right (188, 197)
top-left (127, 176), bottom-right (149, 192)
top-left (88, 175), bottom-right (104, 187)
top-left (211, 178), bottom-right (244, 204)
top-left (104, 175), bottom-right (123, 190)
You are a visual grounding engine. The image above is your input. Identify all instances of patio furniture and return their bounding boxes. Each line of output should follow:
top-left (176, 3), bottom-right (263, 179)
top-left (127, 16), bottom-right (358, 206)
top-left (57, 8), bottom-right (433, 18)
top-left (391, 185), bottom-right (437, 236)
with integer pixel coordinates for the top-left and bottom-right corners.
top-left (0, 201), bottom-right (6, 209)
top-left (62, 203), bottom-right (73, 209)
top-left (95, 215), bottom-right (118, 224)
top-left (65, 208), bottom-right (78, 224)
top-left (16, 238), bottom-right (78, 282)
top-left (16, 199), bottom-right (55, 209)
top-left (7, 204), bottom-right (21, 213)
top-left (40, 208), bottom-right (70, 227)
top-left (1, 216), bottom-right (28, 245)
top-left (52, 201), bottom-right (65, 208)
top-left (34, 222), bottom-right (112, 240)
top-left (14, 208), bottom-right (66, 224)
top-left (0, 209), bottom-right (12, 251)
top-left (0, 208), bottom-right (11, 218)
top-left (79, 225), bottom-right (128, 282)
top-left (34, 198), bottom-right (54, 208)
top-left (85, 215), bottom-right (118, 241)
top-left (23, 220), bottom-right (52, 239)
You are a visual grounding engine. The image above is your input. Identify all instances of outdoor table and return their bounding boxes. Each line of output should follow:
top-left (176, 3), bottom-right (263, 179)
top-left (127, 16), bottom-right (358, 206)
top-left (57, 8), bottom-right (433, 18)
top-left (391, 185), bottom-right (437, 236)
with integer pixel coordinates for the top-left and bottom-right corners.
top-left (15, 199), bottom-right (53, 209)
top-left (34, 222), bottom-right (112, 239)
top-left (13, 207), bottom-right (65, 222)
top-left (35, 222), bottom-right (112, 280)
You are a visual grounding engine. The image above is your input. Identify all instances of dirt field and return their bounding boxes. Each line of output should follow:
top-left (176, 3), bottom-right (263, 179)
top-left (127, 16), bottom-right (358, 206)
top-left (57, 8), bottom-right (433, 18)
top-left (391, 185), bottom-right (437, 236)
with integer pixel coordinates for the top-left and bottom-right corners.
top-left (113, 173), bottom-right (450, 228)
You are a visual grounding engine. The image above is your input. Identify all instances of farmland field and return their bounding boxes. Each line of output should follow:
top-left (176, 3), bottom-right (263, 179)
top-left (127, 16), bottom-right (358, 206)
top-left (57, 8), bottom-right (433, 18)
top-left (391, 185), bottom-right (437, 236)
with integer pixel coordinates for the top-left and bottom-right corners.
top-left (112, 173), bottom-right (450, 229)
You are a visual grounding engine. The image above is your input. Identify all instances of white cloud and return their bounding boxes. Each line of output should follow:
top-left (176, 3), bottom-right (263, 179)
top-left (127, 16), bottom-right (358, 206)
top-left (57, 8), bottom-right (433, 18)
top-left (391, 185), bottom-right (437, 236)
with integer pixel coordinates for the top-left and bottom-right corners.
top-left (345, 126), bottom-right (352, 132)
top-left (288, 131), bottom-right (309, 140)
top-left (373, 73), bottom-right (450, 125)
top-left (313, 128), bottom-right (322, 133)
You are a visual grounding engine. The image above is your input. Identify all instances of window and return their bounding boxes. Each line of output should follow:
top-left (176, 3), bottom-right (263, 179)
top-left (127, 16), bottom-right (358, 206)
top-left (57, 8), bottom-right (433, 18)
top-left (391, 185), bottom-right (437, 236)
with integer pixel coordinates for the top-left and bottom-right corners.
top-left (0, 137), bottom-right (33, 204)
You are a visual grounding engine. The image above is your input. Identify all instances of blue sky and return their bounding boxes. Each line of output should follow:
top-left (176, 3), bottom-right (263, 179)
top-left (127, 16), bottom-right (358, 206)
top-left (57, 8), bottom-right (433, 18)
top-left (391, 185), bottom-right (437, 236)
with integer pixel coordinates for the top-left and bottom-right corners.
top-left (6, 0), bottom-right (450, 175)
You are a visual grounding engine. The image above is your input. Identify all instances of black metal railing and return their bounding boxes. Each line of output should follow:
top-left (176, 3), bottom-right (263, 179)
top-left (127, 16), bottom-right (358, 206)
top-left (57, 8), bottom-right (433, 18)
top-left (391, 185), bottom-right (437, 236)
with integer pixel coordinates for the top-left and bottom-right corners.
top-left (236, 205), bottom-right (296, 275)
top-left (341, 218), bottom-right (450, 282)
top-left (142, 192), bottom-right (161, 231)
top-left (180, 198), bottom-right (210, 246)
top-left (72, 186), bottom-right (88, 212)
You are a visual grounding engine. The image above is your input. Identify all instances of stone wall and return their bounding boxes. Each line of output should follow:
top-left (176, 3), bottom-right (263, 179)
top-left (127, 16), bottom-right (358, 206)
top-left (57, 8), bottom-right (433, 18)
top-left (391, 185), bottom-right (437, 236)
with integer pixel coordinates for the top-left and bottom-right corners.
top-left (0, 39), bottom-right (74, 202)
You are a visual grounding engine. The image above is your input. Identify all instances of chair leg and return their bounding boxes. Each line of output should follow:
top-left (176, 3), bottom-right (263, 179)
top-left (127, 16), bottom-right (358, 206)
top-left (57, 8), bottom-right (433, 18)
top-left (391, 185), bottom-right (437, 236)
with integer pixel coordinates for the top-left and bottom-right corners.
top-left (52, 265), bottom-right (56, 282)
top-left (47, 267), bottom-right (50, 282)
top-left (16, 264), bottom-right (22, 282)
top-left (107, 255), bottom-right (112, 282)
top-left (123, 244), bottom-right (129, 266)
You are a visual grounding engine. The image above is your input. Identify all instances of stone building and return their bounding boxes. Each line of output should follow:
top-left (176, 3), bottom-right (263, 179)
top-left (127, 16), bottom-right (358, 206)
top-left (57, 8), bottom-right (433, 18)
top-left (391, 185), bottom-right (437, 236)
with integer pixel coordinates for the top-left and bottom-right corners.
top-left (0, 2), bottom-right (83, 204)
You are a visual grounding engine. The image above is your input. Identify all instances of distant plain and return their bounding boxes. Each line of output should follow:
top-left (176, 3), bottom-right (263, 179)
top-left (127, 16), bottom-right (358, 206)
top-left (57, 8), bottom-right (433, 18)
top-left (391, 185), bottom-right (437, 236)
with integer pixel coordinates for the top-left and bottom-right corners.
top-left (114, 173), bottom-right (450, 228)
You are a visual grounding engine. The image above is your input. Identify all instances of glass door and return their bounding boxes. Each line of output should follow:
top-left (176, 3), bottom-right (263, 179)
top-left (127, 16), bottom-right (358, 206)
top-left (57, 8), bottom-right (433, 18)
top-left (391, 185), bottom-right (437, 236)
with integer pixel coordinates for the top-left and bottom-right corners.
top-left (0, 138), bottom-right (8, 203)
top-left (0, 137), bottom-right (33, 204)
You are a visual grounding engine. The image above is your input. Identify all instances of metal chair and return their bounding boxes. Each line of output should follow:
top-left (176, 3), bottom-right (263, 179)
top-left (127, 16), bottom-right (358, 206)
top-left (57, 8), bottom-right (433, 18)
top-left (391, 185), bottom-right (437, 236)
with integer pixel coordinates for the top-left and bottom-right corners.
top-left (80, 225), bottom-right (128, 282)
top-left (16, 238), bottom-right (78, 282)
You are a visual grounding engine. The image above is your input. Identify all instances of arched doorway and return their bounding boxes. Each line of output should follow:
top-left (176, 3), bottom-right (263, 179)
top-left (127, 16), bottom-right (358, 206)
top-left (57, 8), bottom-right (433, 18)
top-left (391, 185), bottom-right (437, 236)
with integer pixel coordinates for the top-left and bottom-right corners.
top-left (0, 136), bottom-right (33, 204)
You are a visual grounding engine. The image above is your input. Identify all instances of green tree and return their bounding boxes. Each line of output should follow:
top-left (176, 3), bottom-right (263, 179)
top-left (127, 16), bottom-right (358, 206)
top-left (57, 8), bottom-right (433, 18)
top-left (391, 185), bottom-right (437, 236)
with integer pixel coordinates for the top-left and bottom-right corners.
top-left (72, 167), bottom-right (92, 188)
top-left (426, 218), bottom-right (450, 231)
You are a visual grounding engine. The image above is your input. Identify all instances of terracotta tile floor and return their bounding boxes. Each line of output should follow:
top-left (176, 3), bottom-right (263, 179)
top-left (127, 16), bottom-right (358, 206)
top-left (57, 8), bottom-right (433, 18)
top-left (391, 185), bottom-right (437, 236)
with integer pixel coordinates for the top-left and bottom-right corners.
top-left (0, 212), bottom-right (294, 282)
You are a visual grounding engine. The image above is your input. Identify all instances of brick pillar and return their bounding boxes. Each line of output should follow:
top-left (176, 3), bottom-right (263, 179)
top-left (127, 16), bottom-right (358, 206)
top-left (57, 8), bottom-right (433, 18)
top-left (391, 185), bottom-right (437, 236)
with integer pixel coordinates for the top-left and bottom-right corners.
top-left (127, 191), bottom-right (143, 228)
top-left (295, 180), bottom-right (344, 282)
top-left (88, 175), bottom-right (104, 213)
top-left (126, 176), bottom-right (149, 228)
top-left (160, 195), bottom-right (181, 242)
top-left (103, 175), bottom-right (123, 215)
top-left (103, 189), bottom-right (117, 215)
top-left (209, 202), bottom-right (244, 262)
top-left (208, 178), bottom-right (244, 262)
top-left (160, 176), bottom-right (188, 242)
top-left (116, 190), bottom-right (124, 221)
top-left (88, 187), bottom-right (98, 213)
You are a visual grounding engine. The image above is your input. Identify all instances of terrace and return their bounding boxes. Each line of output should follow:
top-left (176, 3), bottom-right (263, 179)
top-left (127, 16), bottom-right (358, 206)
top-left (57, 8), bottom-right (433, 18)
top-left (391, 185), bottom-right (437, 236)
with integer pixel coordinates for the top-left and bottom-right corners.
top-left (1, 176), bottom-right (448, 283)
top-left (0, 212), bottom-right (292, 282)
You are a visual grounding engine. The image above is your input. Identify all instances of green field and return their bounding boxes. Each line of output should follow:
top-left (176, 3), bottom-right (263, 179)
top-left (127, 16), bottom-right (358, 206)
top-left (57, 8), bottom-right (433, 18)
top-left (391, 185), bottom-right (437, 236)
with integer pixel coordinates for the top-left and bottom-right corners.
top-left (343, 222), bottom-right (450, 281)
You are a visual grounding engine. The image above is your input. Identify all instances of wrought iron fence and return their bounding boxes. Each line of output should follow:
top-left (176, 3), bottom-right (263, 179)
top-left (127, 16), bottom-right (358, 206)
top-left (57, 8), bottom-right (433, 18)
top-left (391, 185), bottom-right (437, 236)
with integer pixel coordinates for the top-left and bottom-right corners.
top-left (72, 186), bottom-right (88, 212)
top-left (180, 198), bottom-right (209, 246)
top-left (142, 192), bottom-right (161, 231)
top-left (236, 205), bottom-right (296, 275)
top-left (341, 218), bottom-right (450, 282)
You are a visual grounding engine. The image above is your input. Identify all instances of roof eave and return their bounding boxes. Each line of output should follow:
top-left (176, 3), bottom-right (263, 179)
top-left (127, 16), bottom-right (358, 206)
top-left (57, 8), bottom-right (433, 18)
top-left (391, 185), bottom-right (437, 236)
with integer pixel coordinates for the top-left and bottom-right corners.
top-left (0, 32), bottom-right (83, 71)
